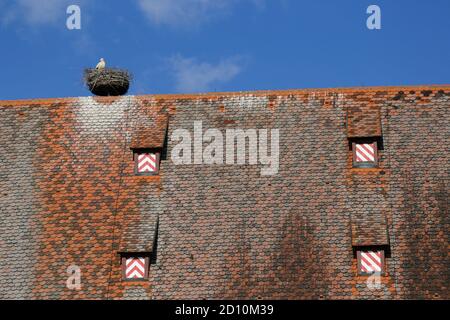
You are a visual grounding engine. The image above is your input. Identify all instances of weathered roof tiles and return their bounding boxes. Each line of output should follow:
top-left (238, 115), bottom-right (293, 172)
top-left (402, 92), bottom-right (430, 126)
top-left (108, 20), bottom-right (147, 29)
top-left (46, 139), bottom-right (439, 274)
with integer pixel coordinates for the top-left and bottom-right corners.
top-left (0, 85), bottom-right (448, 299)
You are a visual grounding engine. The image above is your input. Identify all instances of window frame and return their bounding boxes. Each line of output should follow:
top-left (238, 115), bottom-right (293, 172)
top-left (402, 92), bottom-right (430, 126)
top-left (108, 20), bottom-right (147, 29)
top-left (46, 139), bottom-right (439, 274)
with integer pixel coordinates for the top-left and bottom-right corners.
top-left (121, 254), bottom-right (150, 282)
top-left (133, 148), bottom-right (161, 176)
top-left (352, 140), bottom-right (379, 168)
top-left (356, 249), bottom-right (386, 276)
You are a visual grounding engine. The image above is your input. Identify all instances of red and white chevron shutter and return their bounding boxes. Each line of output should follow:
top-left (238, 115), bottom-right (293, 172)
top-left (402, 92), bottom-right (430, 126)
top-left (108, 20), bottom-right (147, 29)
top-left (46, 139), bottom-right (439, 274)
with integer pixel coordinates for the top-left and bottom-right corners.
top-left (358, 250), bottom-right (384, 274)
top-left (137, 153), bottom-right (157, 173)
top-left (125, 257), bottom-right (146, 279)
top-left (355, 143), bottom-right (376, 162)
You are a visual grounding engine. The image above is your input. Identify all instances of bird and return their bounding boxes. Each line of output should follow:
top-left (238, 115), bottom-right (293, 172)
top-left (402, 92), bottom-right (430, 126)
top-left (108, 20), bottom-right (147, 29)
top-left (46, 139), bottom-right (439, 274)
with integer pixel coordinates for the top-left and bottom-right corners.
top-left (95, 58), bottom-right (106, 70)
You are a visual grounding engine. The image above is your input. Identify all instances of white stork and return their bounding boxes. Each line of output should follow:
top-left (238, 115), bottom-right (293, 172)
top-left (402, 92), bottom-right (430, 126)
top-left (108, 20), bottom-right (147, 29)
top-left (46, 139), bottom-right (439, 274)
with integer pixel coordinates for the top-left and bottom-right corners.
top-left (95, 58), bottom-right (106, 70)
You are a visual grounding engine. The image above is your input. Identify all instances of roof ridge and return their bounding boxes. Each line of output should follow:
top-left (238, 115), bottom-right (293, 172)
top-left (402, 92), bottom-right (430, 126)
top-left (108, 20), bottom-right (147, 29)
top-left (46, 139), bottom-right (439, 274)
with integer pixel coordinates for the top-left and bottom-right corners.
top-left (1, 84), bottom-right (449, 106)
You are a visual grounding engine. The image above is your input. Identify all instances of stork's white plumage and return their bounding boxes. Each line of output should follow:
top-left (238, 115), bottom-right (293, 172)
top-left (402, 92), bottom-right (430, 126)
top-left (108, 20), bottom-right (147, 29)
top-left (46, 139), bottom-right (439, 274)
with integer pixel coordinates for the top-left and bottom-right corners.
top-left (95, 58), bottom-right (106, 70)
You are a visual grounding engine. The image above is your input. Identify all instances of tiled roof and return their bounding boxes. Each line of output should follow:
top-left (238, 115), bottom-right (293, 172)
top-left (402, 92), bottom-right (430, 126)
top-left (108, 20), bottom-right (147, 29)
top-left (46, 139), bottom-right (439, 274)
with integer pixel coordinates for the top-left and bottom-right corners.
top-left (130, 113), bottom-right (168, 149)
top-left (0, 86), bottom-right (448, 299)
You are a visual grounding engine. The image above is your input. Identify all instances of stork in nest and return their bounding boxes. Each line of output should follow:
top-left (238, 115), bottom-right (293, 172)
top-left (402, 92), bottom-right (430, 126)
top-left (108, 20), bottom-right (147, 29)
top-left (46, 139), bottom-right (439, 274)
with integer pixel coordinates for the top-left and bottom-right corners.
top-left (95, 58), bottom-right (106, 70)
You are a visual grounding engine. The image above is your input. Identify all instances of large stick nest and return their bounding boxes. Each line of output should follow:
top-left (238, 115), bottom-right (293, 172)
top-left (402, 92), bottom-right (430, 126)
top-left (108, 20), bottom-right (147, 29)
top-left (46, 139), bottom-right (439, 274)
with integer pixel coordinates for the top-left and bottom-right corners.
top-left (84, 68), bottom-right (132, 96)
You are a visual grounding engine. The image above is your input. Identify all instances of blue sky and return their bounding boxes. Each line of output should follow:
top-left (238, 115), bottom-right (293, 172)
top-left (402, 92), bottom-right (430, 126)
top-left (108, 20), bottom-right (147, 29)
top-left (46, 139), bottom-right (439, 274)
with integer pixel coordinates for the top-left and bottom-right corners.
top-left (0, 0), bottom-right (449, 100)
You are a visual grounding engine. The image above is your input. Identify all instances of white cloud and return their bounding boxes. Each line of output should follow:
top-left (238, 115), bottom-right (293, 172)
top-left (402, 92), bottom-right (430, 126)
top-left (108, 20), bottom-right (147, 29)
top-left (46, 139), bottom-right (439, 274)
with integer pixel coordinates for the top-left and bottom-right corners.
top-left (1, 0), bottom-right (83, 26)
top-left (137, 0), bottom-right (264, 27)
top-left (168, 55), bottom-right (244, 92)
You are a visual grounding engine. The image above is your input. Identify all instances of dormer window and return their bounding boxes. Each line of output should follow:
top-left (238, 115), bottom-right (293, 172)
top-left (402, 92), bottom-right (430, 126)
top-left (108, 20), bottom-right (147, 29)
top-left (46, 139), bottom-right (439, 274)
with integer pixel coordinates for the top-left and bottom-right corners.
top-left (357, 249), bottom-right (385, 275)
top-left (352, 140), bottom-right (378, 168)
top-left (121, 255), bottom-right (150, 280)
top-left (134, 149), bottom-right (160, 175)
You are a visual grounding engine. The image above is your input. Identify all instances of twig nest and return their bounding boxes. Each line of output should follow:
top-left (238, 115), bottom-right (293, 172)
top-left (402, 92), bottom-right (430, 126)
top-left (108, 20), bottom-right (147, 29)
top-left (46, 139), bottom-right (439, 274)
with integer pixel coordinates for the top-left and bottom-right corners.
top-left (84, 68), bottom-right (132, 96)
